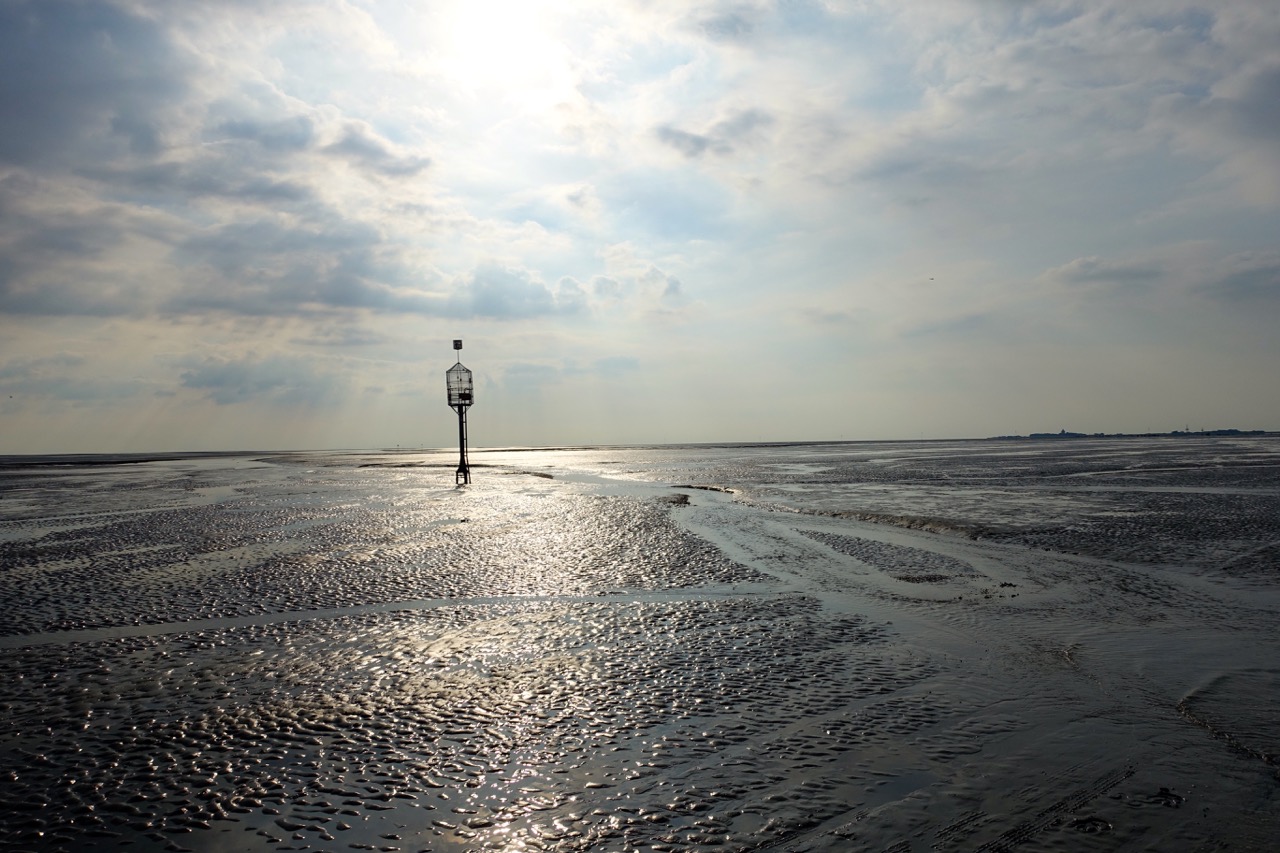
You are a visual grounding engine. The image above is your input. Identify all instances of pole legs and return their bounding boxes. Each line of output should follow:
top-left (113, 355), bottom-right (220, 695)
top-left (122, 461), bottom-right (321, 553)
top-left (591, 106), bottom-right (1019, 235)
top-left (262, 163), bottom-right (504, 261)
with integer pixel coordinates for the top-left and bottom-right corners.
top-left (456, 407), bottom-right (470, 485)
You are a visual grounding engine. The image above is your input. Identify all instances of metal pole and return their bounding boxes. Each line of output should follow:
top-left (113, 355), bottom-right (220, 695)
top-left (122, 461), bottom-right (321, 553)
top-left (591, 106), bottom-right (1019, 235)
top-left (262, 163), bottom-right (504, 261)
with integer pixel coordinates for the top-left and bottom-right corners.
top-left (456, 406), bottom-right (470, 485)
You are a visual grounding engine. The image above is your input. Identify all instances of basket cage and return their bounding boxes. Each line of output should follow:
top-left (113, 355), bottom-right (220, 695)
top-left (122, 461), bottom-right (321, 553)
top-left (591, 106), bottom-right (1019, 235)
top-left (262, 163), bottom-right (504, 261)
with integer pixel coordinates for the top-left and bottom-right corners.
top-left (446, 363), bottom-right (474, 407)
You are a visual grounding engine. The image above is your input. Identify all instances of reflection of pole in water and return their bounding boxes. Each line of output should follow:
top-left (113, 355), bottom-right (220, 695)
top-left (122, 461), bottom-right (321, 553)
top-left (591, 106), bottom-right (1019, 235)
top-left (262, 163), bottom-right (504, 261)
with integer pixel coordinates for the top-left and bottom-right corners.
top-left (445, 339), bottom-right (474, 485)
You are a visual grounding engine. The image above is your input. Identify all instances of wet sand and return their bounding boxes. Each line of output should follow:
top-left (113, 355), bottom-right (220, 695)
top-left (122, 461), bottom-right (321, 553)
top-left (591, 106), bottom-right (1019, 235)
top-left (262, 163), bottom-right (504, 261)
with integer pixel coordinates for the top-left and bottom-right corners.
top-left (1, 439), bottom-right (1278, 851)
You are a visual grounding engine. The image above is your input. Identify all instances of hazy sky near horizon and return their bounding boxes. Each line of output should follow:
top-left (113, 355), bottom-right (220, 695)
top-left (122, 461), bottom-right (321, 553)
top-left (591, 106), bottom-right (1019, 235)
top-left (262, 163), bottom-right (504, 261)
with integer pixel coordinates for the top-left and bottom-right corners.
top-left (2, 0), bottom-right (1278, 452)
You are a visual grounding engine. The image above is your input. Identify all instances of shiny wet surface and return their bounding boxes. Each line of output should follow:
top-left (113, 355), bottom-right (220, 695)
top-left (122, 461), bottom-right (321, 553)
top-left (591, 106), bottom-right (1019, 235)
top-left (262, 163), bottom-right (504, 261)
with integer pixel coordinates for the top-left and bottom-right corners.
top-left (2, 441), bottom-right (1279, 851)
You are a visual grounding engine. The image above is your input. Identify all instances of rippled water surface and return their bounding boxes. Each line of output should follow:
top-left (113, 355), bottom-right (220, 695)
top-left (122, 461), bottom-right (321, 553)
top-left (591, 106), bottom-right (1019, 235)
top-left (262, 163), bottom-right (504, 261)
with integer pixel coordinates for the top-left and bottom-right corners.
top-left (2, 437), bottom-right (1278, 851)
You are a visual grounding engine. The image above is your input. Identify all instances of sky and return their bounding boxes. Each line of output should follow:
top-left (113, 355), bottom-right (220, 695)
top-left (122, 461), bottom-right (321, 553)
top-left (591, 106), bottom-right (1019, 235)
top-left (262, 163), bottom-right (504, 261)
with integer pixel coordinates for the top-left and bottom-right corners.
top-left (1, 0), bottom-right (1278, 453)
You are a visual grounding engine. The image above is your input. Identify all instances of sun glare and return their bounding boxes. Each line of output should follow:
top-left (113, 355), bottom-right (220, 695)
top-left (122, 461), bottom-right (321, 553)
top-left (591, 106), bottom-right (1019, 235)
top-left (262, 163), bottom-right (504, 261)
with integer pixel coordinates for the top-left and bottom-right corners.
top-left (437, 0), bottom-right (575, 109)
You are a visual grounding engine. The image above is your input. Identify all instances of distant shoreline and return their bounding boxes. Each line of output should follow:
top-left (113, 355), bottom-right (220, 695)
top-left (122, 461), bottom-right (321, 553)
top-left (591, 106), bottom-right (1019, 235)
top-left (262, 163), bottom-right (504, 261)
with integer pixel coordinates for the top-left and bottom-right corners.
top-left (3, 432), bottom-right (1279, 467)
top-left (986, 429), bottom-right (1274, 440)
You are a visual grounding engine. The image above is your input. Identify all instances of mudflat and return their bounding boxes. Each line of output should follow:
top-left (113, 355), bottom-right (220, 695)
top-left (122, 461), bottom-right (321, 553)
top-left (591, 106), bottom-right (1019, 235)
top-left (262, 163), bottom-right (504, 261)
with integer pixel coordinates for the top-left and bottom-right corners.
top-left (2, 438), bottom-right (1277, 851)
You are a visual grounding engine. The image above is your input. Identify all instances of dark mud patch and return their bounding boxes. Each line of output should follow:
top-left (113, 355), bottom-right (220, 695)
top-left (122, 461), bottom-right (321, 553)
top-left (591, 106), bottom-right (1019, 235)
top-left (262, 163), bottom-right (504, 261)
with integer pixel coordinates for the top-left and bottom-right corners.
top-left (825, 510), bottom-right (993, 538)
top-left (801, 531), bottom-right (977, 580)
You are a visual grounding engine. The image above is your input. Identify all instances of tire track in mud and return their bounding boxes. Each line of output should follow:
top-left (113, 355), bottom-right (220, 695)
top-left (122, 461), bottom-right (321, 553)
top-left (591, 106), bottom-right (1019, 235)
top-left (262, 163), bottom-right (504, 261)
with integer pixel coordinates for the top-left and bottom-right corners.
top-left (931, 809), bottom-right (988, 848)
top-left (970, 765), bottom-right (1135, 853)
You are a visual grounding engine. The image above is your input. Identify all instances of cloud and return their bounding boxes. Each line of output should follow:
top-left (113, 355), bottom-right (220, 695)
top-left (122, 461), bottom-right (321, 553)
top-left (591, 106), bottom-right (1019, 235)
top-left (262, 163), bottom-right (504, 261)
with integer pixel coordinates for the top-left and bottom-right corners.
top-left (291, 324), bottom-right (389, 347)
top-left (81, 159), bottom-right (317, 206)
top-left (0, 207), bottom-right (123, 273)
top-left (0, 1), bottom-right (194, 167)
top-left (591, 276), bottom-right (624, 300)
top-left (592, 355), bottom-right (640, 376)
top-left (639, 265), bottom-right (684, 302)
top-left (178, 354), bottom-right (344, 406)
top-left (447, 265), bottom-right (580, 319)
top-left (799, 307), bottom-right (858, 326)
top-left (322, 121), bottom-right (432, 177)
top-left (0, 352), bottom-right (86, 381)
top-left (696, 6), bottom-right (760, 43)
top-left (746, 3), bottom-right (1276, 227)
top-left (496, 182), bottom-right (606, 233)
top-left (501, 362), bottom-right (561, 390)
top-left (600, 170), bottom-right (730, 240)
top-left (0, 279), bottom-right (138, 317)
top-left (1213, 62), bottom-right (1280, 141)
top-left (655, 109), bottom-right (774, 158)
top-left (0, 177), bottom-right (165, 317)
top-left (502, 355), bottom-right (640, 389)
top-left (1197, 253), bottom-right (1280, 302)
top-left (1041, 256), bottom-right (1164, 286)
top-left (164, 214), bottom-right (451, 319)
top-left (212, 115), bottom-right (316, 153)
top-left (1154, 59), bottom-right (1280, 204)
top-left (901, 311), bottom-right (998, 341)
top-left (655, 126), bottom-right (719, 158)
top-left (555, 276), bottom-right (589, 314)
top-left (201, 87), bottom-right (430, 181)
top-left (0, 351), bottom-right (152, 404)
top-left (0, 0), bottom-right (437, 327)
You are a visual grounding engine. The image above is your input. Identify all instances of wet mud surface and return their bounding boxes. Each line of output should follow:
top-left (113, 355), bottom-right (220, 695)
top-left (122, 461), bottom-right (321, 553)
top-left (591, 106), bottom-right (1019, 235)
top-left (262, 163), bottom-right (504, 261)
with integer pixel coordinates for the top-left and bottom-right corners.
top-left (2, 438), bottom-right (1279, 851)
